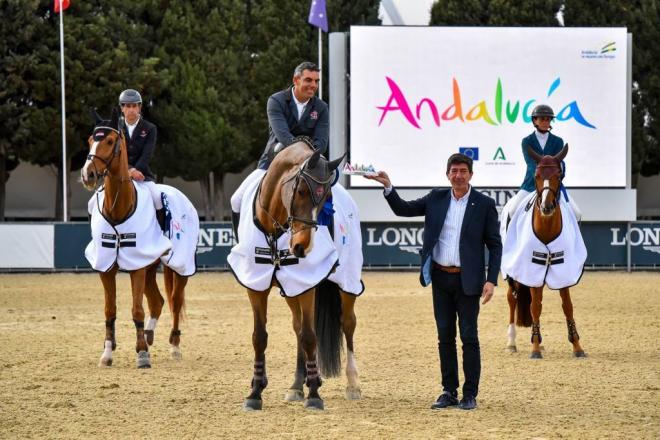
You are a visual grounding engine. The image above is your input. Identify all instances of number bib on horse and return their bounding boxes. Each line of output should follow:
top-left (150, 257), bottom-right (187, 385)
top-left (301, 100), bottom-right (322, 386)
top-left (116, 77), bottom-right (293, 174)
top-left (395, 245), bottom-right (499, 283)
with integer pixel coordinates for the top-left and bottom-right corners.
top-left (85, 182), bottom-right (172, 272)
top-left (501, 192), bottom-right (587, 289)
top-left (227, 176), bottom-right (341, 297)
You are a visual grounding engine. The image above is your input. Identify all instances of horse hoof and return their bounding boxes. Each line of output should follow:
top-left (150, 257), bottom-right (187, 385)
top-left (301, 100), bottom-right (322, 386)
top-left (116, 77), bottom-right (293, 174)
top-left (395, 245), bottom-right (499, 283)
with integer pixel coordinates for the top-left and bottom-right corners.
top-left (137, 351), bottom-right (151, 369)
top-left (284, 389), bottom-right (304, 402)
top-left (530, 351), bottom-right (543, 359)
top-left (145, 330), bottom-right (154, 346)
top-left (304, 398), bottom-right (324, 410)
top-left (170, 346), bottom-right (182, 360)
top-left (345, 386), bottom-right (362, 400)
top-left (243, 399), bottom-right (262, 411)
top-left (98, 358), bottom-right (112, 367)
top-left (573, 351), bottom-right (587, 358)
top-left (505, 345), bottom-right (517, 353)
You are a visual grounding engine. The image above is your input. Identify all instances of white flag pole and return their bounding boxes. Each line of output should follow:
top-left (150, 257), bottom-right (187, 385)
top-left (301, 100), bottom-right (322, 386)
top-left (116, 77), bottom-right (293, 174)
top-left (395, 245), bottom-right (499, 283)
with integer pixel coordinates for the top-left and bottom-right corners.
top-left (318, 27), bottom-right (322, 100)
top-left (58, 0), bottom-right (68, 222)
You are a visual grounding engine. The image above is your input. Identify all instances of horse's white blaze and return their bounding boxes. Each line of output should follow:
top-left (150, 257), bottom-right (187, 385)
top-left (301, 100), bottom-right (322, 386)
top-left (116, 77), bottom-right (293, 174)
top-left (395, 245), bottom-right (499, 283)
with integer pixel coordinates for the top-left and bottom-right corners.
top-left (146, 317), bottom-right (158, 332)
top-left (541, 179), bottom-right (550, 209)
top-left (82, 141), bottom-right (99, 182)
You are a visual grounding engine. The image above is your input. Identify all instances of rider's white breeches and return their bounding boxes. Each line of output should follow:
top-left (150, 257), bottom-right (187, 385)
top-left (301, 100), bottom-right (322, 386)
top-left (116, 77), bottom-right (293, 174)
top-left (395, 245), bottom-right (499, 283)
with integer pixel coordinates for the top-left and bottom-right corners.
top-left (135, 180), bottom-right (163, 210)
top-left (231, 169), bottom-right (266, 214)
top-left (500, 189), bottom-right (582, 238)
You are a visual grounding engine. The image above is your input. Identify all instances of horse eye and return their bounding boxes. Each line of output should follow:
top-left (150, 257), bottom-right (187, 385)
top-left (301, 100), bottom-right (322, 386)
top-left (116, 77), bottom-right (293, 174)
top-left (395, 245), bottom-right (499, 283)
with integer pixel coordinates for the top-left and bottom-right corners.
top-left (297, 189), bottom-right (305, 196)
top-left (106, 139), bottom-right (113, 144)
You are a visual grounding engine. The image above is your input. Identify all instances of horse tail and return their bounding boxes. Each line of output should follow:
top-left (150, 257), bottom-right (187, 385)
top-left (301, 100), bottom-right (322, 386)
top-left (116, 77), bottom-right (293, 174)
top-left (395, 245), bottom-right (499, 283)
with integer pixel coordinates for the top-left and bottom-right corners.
top-left (315, 279), bottom-right (343, 378)
top-left (514, 281), bottom-right (533, 327)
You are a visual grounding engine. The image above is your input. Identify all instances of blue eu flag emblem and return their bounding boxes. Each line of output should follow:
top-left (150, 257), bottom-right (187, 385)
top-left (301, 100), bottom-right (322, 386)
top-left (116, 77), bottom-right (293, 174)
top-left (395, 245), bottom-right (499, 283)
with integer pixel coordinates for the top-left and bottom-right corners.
top-left (459, 147), bottom-right (479, 160)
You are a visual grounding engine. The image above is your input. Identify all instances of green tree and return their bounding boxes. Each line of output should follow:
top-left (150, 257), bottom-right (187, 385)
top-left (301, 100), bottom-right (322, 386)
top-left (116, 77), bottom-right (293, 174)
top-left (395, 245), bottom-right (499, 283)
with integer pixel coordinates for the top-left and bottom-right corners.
top-left (563, 0), bottom-right (660, 178)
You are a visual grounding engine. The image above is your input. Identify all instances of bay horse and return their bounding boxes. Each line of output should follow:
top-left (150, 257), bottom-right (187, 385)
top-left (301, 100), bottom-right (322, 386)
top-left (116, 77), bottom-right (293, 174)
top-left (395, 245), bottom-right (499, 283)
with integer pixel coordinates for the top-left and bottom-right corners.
top-left (81, 108), bottom-right (191, 368)
top-left (232, 140), bottom-right (362, 411)
top-left (504, 144), bottom-right (586, 359)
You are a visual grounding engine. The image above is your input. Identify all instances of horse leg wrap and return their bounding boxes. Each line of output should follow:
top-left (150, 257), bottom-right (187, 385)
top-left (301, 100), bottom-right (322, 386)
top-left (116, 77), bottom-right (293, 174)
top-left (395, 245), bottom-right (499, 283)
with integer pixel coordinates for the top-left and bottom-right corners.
top-left (169, 329), bottom-right (182, 344)
top-left (531, 323), bottom-right (542, 344)
top-left (105, 318), bottom-right (117, 350)
top-left (251, 361), bottom-right (268, 389)
top-left (305, 361), bottom-right (322, 388)
top-left (133, 319), bottom-right (144, 329)
top-left (567, 320), bottom-right (580, 343)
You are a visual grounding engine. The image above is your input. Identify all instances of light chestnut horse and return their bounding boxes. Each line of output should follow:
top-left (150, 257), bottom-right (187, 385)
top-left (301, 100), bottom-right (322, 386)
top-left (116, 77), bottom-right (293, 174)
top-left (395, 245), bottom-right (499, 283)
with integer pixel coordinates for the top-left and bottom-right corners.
top-left (81, 108), bottom-right (189, 368)
top-left (241, 140), bottom-right (361, 411)
top-left (505, 145), bottom-right (586, 359)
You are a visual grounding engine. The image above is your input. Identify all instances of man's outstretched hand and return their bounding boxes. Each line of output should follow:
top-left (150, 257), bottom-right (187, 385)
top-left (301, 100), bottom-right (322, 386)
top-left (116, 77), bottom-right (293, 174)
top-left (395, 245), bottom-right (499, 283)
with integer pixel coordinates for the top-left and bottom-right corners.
top-left (363, 171), bottom-right (391, 188)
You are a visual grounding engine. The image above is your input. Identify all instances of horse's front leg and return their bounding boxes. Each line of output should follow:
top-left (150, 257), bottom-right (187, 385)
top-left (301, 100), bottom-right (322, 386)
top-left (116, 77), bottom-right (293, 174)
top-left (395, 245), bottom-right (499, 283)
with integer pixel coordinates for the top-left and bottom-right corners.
top-left (98, 266), bottom-right (118, 367)
top-left (298, 289), bottom-right (324, 410)
top-left (244, 289), bottom-right (270, 411)
top-left (284, 296), bottom-right (306, 402)
top-left (506, 283), bottom-right (518, 353)
top-left (529, 287), bottom-right (543, 359)
top-left (130, 268), bottom-right (150, 368)
top-left (340, 291), bottom-right (362, 400)
top-left (559, 288), bottom-right (587, 358)
top-left (143, 261), bottom-right (164, 347)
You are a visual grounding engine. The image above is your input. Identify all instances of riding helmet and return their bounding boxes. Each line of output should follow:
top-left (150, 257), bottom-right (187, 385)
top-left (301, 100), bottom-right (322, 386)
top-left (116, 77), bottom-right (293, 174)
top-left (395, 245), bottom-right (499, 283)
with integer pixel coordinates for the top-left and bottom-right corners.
top-left (531, 104), bottom-right (555, 119)
top-left (118, 89), bottom-right (142, 105)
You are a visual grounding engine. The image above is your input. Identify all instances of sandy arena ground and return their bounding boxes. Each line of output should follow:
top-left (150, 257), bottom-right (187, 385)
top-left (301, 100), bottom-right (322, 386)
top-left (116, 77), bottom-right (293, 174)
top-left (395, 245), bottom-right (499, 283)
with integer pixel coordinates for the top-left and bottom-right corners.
top-left (0, 271), bottom-right (658, 439)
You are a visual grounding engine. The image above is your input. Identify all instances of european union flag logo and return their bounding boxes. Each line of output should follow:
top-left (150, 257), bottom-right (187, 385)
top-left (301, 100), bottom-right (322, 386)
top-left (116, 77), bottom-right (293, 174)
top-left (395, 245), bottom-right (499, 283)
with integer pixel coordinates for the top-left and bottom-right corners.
top-left (459, 147), bottom-right (479, 160)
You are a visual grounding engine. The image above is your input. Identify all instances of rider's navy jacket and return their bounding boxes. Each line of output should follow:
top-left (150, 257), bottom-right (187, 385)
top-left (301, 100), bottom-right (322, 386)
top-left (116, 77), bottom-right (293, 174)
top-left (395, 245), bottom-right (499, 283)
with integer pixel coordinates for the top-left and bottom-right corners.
top-left (123, 117), bottom-right (157, 182)
top-left (520, 131), bottom-right (565, 192)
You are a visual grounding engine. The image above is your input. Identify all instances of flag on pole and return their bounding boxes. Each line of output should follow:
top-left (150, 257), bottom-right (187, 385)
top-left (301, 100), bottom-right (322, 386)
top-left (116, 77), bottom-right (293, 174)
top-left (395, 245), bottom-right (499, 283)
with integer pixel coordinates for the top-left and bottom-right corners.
top-left (54, 0), bottom-right (70, 13)
top-left (308, 0), bottom-right (328, 32)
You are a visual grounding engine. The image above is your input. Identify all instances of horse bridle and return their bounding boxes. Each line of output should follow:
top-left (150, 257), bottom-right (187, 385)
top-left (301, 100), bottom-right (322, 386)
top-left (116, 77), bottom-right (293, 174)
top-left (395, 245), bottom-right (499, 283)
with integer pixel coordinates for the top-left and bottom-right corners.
top-left (533, 164), bottom-right (562, 211)
top-left (258, 156), bottom-right (333, 236)
top-left (88, 126), bottom-right (122, 174)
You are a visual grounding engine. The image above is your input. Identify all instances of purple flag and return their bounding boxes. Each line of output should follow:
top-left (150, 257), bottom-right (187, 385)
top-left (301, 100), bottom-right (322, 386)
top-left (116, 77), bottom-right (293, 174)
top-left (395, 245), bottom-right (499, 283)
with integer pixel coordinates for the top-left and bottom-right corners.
top-left (308, 0), bottom-right (328, 32)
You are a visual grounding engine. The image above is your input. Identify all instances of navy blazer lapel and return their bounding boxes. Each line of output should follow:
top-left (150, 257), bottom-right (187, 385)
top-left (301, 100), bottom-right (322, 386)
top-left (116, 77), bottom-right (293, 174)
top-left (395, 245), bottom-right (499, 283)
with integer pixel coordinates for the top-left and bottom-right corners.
top-left (528, 132), bottom-right (543, 154)
top-left (459, 189), bottom-right (478, 242)
top-left (435, 190), bottom-right (451, 236)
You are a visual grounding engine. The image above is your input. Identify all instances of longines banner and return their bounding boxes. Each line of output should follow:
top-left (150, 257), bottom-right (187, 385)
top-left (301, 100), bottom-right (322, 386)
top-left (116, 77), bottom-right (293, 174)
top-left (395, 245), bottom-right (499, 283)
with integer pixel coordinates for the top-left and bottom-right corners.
top-left (349, 26), bottom-right (628, 188)
top-left (33, 221), bottom-right (658, 270)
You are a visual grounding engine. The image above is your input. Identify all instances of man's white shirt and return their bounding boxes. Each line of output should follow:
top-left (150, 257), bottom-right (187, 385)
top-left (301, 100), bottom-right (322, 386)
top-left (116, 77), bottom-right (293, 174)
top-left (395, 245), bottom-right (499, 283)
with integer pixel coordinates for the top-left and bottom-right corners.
top-left (291, 88), bottom-right (308, 121)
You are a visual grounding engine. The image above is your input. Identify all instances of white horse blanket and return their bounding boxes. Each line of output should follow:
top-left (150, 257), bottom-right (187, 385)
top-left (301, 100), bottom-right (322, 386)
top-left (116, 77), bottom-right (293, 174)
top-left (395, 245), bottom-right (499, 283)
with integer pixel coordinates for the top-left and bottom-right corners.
top-left (501, 192), bottom-right (586, 289)
top-left (227, 177), bottom-right (364, 297)
top-left (86, 182), bottom-right (198, 276)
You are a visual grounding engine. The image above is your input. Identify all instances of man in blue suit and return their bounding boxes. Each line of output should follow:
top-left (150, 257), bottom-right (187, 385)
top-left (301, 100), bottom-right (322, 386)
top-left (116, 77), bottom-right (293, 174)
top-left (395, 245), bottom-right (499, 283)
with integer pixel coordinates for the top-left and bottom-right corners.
top-left (500, 104), bottom-right (582, 237)
top-left (230, 62), bottom-right (329, 231)
top-left (366, 153), bottom-right (502, 410)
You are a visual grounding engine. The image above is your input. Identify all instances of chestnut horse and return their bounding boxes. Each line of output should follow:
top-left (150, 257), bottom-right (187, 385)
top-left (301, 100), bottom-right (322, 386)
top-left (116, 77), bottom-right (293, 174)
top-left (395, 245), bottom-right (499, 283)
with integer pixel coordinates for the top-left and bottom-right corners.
top-left (81, 108), bottom-right (191, 368)
top-left (236, 140), bottom-right (361, 411)
top-left (505, 145), bottom-right (586, 359)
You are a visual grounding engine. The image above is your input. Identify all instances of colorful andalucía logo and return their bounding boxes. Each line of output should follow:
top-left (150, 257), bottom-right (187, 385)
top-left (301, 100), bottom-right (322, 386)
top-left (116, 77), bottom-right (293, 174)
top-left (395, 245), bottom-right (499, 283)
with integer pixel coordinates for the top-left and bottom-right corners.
top-left (377, 77), bottom-right (596, 130)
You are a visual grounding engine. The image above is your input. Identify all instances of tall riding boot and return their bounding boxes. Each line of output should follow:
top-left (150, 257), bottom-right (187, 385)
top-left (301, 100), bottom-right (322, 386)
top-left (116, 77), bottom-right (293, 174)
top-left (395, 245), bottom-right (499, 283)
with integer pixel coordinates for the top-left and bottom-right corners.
top-left (156, 208), bottom-right (167, 234)
top-left (231, 211), bottom-right (240, 243)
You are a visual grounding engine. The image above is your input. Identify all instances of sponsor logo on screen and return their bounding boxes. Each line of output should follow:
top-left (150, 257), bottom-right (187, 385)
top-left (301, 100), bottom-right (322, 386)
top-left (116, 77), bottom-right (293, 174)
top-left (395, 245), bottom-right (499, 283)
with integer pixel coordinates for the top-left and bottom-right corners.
top-left (581, 41), bottom-right (617, 59)
top-left (610, 227), bottom-right (660, 254)
top-left (377, 77), bottom-right (596, 130)
top-left (485, 146), bottom-right (515, 166)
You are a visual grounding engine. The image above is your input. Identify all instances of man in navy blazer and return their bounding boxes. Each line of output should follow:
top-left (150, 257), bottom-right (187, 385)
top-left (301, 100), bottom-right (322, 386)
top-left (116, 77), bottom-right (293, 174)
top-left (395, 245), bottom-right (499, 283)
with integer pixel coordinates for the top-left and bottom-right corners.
top-left (230, 62), bottom-right (329, 236)
top-left (366, 153), bottom-right (502, 410)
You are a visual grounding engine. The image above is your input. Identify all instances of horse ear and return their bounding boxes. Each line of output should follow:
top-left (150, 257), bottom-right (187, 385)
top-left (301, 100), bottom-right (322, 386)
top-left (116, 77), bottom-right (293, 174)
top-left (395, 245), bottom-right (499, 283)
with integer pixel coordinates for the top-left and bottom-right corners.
top-left (110, 107), bottom-right (119, 129)
top-left (526, 144), bottom-right (542, 163)
top-left (90, 108), bottom-right (103, 124)
top-left (307, 149), bottom-right (322, 169)
top-left (327, 152), bottom-right (347, 172)
top-left (555, 143), bottom-right (569, 162)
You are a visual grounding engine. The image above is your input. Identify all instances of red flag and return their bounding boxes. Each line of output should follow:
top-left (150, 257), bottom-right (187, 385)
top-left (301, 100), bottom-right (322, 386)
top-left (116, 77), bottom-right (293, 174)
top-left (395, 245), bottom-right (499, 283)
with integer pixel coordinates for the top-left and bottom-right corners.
top-left (54, 0), bottom-right (70, 13)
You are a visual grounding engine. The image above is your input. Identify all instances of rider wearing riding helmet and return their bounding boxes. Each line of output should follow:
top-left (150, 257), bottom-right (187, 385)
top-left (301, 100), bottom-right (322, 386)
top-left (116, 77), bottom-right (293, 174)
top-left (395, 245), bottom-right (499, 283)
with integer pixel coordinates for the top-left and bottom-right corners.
top-left (499, 104), bottom-right (582, 236)
top-left (118, 88), bottom-right (167, 231)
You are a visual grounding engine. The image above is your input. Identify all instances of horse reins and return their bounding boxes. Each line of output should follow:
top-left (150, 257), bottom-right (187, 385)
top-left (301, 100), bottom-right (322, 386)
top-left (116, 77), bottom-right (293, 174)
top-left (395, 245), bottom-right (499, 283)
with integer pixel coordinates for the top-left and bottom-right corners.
top-left (88, 127), bottom-right (133, 218)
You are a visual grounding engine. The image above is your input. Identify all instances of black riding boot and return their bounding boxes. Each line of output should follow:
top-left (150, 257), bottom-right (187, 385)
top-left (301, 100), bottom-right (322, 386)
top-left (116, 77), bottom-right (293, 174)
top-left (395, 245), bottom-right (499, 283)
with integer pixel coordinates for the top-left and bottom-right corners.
top-left (156, 208), bottom-right (167, 233)
top-left (231, 211), bottom-right (240, 243)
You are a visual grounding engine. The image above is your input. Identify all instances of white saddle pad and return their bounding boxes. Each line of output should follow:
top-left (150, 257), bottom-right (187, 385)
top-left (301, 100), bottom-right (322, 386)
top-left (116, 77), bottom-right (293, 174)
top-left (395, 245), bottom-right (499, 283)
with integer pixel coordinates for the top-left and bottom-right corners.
top-left (227, 177), bottom-right (364, 297)
top-left (501, 192), bottom-right (587, 289)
